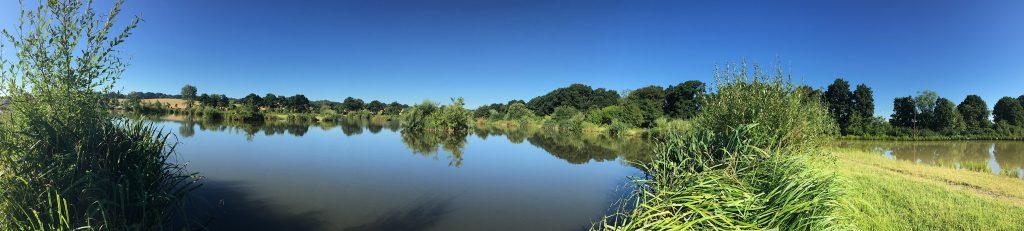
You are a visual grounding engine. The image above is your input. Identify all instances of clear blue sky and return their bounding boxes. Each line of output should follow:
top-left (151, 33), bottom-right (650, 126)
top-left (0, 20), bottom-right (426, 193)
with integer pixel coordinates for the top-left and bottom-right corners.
top-left (2, 0), bottom-right (1022, 117)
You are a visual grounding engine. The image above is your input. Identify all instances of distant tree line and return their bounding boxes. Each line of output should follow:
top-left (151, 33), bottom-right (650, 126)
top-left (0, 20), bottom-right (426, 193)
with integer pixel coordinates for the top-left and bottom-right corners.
top-left (819, 78), bottom-right (1024, 138)
top-left (472, 81), bottom-right (706, 130)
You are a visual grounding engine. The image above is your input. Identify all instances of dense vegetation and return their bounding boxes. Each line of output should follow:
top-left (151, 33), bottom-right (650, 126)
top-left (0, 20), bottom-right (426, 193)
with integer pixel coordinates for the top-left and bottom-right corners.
top-left (595, 63), bottom-right (840, 230)
top-left (818, 79), bottom-right (1024, 139)
top-left (0, 1), bottom-right (198, 229)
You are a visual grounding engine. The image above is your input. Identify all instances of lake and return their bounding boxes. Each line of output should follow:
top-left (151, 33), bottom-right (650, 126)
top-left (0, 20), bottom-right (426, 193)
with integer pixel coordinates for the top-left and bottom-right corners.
top-left (838, 140), bottom-right (1024, 178)
top-left (156, 118), bottom-right (651, 231)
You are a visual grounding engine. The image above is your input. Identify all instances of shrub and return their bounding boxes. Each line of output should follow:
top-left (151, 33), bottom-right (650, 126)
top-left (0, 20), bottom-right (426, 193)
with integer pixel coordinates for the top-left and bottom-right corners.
top-left (0, 1), bottom-right (198, 229)
top-left (596, 62), bottom-right (841, 230)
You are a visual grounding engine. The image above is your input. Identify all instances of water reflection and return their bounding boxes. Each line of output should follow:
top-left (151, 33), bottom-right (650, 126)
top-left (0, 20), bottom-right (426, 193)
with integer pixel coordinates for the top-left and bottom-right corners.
top-left (160, 116), bottom-right (652, 167)
top-left (839, 140), bottom-right (1024, 178)
top-left (156, 116), bottom-right (643, 231)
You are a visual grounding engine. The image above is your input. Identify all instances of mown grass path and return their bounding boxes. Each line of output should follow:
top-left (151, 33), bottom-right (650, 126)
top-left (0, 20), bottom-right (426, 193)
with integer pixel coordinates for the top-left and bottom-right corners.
top-left (830, 148), bottom-right (1024, 230)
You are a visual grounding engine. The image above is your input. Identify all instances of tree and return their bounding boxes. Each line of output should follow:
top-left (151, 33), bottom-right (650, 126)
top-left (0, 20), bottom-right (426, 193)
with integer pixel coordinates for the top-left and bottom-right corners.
top-left (289, 94), bottom-right (310, 112)
top-left (505, 102), bottom-right (534, 121)
top-left (796, 85), bottom-right (823, 104)
top-left (1018, 95), bottom-right (1024, 110)
top-left (824, 79), bottom-right (853, 133)
top-left (367, 100), bottom-right (386, 113)
top-left (852, 84), bottom-right (874, 118)
top-left (663, 80), bottom-right (704, 119)
top-left (931, 97), bottom-right (964, 132)
top-left (957, 95), bottom-right (991, 129)
top-left (993, 97), bottom-right (1024, 126)
top-left (890, 96), bottom-right (917, 128)
top-left (198, 93), bottom-right (211, 107)
top-left (181, 84), bottom-right (197, 108)
top-left (242, 93), bottom-right (263, 107)
top-left (913, 90), bottom-right (938, 129)
top-left (626, 85), bottom-right (666, 128)
top-left (384, 101), bottom-right (404, 115)
top-left (263, 93), bottom-right (278, 108)
top-left (526, 84), bottom-right (619, 115)
top-left (342, 97), bottom-right (365, 112)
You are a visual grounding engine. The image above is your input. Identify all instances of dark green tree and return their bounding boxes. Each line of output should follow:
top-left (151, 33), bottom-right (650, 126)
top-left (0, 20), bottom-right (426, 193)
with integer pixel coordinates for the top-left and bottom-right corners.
top-left (626, 85), bottom-right (666, 127)
top-left (242, 93), bottom-right (263, 107)
top-left (384, 101), bottom-right (404, 115)
top-left (993, 97), bottom-right (1024, 126)
top-left (931, 97), bottom-right (963, 132)
top-left (342, 97), bottom-right (365, 112)
top-left (263, 93), bottom-right (278, 108)
top-left (180, 84), bottom-right (197, 108)
top-left (289, 94), bottom-right (311, 112)
top-left (890, 96), bottom-right (917, 128)
top-left (198, 93), bottom-right (211, 107)
top-left (367, 100), bottom-right (386, 113)
top-left (913, 90), bottom-right (938, 129)
top-left (824, 79), bottom-right (854, 133)
top-left (957, 95), bottom-right (991, 129)
top-left (852, 84), bottom-right (874, 118)
top-left (663, 80), bottom-right (704, 119)
top-left (796, 85), bottom-right (823, 103)
top-left (526, 84), bottom-right (619, 115)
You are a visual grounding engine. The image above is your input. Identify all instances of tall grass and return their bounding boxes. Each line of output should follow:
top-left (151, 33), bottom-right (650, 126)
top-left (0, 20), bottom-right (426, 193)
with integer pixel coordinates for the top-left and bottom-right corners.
top-left (595, 62), bottom-right (842, 230)
top-left (0, 1), bottom-right (199, 229)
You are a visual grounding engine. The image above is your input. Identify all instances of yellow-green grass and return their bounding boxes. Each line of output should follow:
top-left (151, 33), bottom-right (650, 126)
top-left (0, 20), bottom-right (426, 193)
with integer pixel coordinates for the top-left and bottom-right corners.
top-left (830, 148), bottom-right (1024, 230)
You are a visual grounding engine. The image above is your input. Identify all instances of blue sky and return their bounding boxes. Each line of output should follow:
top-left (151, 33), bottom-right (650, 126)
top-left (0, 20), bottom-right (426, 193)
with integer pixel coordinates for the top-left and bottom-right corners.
top-left (1, 0), bottom-right (1022, 117)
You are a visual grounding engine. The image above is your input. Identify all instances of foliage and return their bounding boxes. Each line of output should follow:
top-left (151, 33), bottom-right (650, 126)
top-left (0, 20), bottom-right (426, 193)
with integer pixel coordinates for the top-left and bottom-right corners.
top-left (851, 84), bottom-right (874, 119)
top-left (914, 90), bottom-right (939, 129)
top-left (526, 83), bottom-right (620, 115)
top-left (993, 97), bottom-right (1024, 126)
top-left (504, 102), bottom-right (535, 121)
top-left (890, 96), bottom-right (917, 128)
top-left (957, 95), bottom-right (991, 129)
top-left (625, 85), bottom-right (666, 128)
top-left (825, 78), bottom-right (854, 134)
top-left (0, 1), bottom-right (198, 229)
top-left (181, 84), bottom-right (197, 108)
top-left (596, 62), bottom-right (840, 230)
top-left (931, 97), bottom-right (965, 132)
top-left (663, 80), bottom-right (704, 119)
top-left (342, 96), bottom-right (365, 112)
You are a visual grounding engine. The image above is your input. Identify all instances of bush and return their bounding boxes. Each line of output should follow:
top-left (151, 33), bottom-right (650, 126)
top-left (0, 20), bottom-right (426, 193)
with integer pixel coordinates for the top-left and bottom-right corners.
top-left (0, 1), bottom-right (198, 229)
top-left (596, 62), bottom-right (841, 230)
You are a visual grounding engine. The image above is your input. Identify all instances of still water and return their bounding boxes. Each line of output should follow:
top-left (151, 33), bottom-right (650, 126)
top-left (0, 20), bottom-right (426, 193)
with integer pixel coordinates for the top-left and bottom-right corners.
top-left (158, 118), bottom-right (651, 230)
top-left (839, 140), bottom-right (1024, 178)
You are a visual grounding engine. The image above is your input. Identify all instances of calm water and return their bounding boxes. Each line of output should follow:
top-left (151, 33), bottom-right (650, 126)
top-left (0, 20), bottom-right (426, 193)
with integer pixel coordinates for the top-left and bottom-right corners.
top-left (838, 140), bottom-right (1024, 178)
top-left (157, 118), bottom-right (651, 231)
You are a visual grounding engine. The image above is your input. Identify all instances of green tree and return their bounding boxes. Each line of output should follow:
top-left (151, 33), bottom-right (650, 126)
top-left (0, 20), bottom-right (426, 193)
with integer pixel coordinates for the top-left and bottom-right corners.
top-left (626, 85), bottom-right (666, 127)
top-left (181, 84), bottom-right (197, 108)
top-left (852, 84), bottom-right (874, 118)
top-left (552, 105), bottom-right (579, 121)
top-left (932, 97), bottom-right (965, 132)
top-left (796, 85), bottom-right (823, 103)
top-left (367, 100), bottom-right (386, 113)
top-left (505, 102), bottom-right (535, 121)
top-left (289, 94), bottom-right (311, 112)
top-left (890, 96), bottom-right (917, 128)
top-left (342, 97), bottom-right (365, 112)
top-left (663, 80), bottom-right (704, 119)
top-left (384, 101), bottom-right (404, 115)
top-left (526, 84), bottom-right (619, 115)
top-left (198, 93), bottom-right (211, 107)
top-left (993, 97), bottom-right (1024, 126)
top-left (242, 93), bottom-right (263, 107)
top-left (824, 78), bottom-right (853, 133)
top-left (957, 95), bottom-right (991, 129)
top-left (913, 90), bottom-right (938, 129)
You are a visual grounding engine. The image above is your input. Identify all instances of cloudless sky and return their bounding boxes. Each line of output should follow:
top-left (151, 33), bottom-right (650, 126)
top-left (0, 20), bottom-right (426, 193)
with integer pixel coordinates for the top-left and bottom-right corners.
top-left (1, 0), bottom-right (1022, 117)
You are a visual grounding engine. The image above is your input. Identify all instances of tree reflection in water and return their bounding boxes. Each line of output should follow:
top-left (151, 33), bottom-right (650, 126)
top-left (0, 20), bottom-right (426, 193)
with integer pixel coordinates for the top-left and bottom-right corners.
top-left (163, 116), bottom-right (654, 167)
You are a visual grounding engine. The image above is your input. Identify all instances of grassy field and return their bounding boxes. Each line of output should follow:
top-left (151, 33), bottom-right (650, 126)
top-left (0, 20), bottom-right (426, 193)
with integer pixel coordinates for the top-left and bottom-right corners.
top-left (830, 148), bottom-right (1024, 230)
